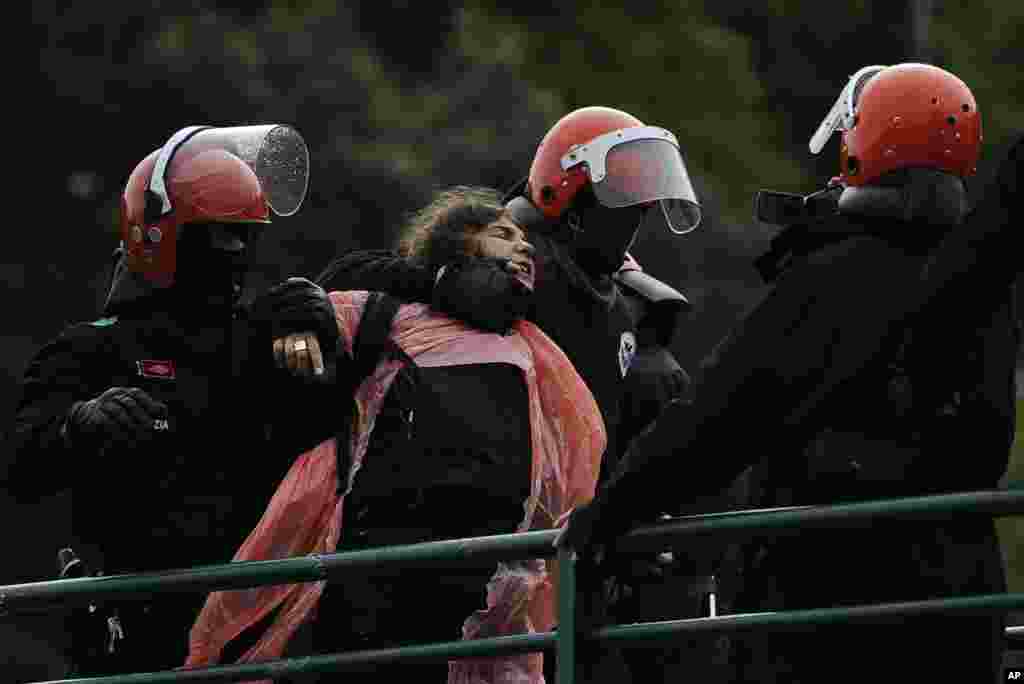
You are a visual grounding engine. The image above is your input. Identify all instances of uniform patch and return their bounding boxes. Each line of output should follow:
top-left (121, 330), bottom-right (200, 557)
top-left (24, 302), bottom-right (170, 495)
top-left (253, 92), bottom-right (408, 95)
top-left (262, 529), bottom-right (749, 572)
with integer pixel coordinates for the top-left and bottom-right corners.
top-left (137, 359), bottom-right (176, 380)
top-left (618, 331), bottom-right (637, 378)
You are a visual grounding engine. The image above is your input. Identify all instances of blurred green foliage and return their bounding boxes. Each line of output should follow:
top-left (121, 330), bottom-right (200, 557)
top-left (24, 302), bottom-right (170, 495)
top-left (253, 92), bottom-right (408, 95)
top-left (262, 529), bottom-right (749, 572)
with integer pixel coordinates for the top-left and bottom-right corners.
top-left (929, 1), bottom-right (1024, 159)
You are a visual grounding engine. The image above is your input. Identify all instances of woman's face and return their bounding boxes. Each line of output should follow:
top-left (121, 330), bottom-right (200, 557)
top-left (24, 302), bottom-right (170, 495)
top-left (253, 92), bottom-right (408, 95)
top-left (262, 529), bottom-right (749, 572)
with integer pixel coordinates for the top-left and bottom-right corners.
top-left (472, 215), bottom-right (536, 289)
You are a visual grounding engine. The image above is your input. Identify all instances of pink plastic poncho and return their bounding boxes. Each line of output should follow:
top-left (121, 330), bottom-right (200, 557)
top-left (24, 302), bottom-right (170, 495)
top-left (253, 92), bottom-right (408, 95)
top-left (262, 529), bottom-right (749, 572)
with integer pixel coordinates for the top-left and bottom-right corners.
top-left (185, 291), bottom-right (606, 684)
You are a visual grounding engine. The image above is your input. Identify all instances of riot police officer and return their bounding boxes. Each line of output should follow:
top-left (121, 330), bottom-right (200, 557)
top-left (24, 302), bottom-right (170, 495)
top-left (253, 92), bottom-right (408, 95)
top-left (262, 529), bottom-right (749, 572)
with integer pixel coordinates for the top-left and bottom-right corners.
top-left (4, 124), bottom-right (338, 676)
top-left (316, 106), bottom-right (706, 682)
top-left (559, 64), bottom-right (1022, 684)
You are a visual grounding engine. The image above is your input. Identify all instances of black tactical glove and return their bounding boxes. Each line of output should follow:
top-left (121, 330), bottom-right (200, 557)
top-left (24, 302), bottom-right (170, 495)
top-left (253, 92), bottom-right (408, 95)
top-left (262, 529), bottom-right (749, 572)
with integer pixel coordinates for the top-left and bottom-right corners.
top-left (432, 257), bottom-right (533, 334)
top-left (64, 387), bottom-right (168, 453)
top-left (252, 277), bottom-right (341, 355)
top-left (554, 490), bottom-right (640, 637)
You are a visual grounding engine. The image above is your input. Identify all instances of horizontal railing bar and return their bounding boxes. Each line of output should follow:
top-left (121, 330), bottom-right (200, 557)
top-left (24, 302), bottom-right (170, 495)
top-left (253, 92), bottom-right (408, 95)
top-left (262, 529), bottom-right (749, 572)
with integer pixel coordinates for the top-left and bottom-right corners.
top-left (35, 631), bottom-right (557, 684)
top-left (594, 592), bottom-right (1024, 643)
top-left (0, 530), bottom-right (558, 614)
top-left (616, 488), bottom-right (1024, 552)
top-left (3, 489), bottom-right (1020, 615)
top-left (30, 593), bottom-right (1024, 684)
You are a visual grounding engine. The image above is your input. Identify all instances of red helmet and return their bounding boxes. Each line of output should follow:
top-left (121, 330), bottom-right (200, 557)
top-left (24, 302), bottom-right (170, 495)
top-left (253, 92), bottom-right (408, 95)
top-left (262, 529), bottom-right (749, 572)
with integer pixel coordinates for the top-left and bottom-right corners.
top-left (527, 106), bottom-right (701, 234)
top-left (120, 125), bottom-right (309, 287)
top-left (810, 63), bottom-right (981, 186)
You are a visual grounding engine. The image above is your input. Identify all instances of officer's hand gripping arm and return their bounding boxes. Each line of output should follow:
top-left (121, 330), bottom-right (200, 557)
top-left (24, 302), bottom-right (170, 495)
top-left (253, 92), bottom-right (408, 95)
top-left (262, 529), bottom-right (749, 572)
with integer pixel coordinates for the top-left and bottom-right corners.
top-left (318, 249), bottom-right (532, 334)
top-left (316, 250), bottom-right (436, 302)
top-left (252, 277), bottom-right (341, 371)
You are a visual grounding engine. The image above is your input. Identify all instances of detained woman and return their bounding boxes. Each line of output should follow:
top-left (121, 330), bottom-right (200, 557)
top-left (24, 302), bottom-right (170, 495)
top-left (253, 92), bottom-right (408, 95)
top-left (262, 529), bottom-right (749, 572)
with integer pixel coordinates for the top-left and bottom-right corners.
top-left (185, 186), bottom-right (606, 684)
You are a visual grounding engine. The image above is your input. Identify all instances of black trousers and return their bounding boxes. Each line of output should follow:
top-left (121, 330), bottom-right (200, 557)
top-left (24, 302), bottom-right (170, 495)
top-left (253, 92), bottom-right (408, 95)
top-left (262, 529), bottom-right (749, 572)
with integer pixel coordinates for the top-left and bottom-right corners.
top-left (609, 564), bottom-right (734, 684)
top-left (727, 521), bottom-right (1007, 684)
top-left (64, 597), bottom-right (202, 678)
top-left (305, 494), bottom-right (526, 682)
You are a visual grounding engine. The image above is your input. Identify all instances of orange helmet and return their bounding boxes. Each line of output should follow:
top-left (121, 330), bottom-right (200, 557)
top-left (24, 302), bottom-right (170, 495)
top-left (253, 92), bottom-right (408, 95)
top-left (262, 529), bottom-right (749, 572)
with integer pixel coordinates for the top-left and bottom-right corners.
top-left (527, 106), bottom-right (701, 234)
top-left (120, 125), bottom-right (309, 287)
top-left (809, 63), bottom-right (981, 186)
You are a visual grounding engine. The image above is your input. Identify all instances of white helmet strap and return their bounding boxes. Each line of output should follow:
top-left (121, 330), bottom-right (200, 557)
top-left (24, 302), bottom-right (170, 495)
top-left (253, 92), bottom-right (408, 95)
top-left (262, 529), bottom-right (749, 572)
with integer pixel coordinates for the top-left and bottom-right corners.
top-left (145, 125), bottom-right (212, 223)
top-left (809, 65), bottom-right (887, 155)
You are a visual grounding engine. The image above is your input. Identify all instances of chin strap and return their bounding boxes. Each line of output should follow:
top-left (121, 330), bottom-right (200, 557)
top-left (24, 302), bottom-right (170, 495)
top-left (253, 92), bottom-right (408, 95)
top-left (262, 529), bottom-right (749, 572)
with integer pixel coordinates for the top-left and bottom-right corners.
top-left (99, 244), bottom-right (128, 314)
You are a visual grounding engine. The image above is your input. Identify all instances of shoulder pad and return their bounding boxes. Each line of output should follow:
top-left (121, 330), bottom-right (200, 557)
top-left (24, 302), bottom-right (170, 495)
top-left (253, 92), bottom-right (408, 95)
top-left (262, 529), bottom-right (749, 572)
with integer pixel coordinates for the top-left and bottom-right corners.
top-left (88, 316), bottom-right (119, 327)
top-left (613, 269), bottom-right (690, 307)
top-left (615, 271), bottom-right (691, 347)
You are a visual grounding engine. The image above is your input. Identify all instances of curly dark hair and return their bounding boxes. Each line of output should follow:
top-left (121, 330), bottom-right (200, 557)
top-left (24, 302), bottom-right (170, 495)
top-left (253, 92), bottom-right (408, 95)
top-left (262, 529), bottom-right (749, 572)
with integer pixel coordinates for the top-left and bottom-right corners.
top-left (396, 186), bottom-right (509, 270)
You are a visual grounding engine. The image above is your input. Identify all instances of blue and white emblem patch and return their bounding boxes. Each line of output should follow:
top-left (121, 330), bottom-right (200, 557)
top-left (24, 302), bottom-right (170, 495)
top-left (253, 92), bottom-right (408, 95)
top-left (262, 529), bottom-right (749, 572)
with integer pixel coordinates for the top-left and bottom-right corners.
top-left (618, 331), bottom-right (637, 378)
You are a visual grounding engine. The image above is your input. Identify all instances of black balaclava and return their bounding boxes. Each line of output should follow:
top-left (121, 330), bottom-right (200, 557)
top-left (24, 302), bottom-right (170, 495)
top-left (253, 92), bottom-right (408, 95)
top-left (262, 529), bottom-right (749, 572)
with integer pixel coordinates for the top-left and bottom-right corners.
top-left (171, 222), bottom-right (257, 315)
top-left (566, 185), bottom-right (647, 277)
top-left (100, 223), bottom-right (260, 317)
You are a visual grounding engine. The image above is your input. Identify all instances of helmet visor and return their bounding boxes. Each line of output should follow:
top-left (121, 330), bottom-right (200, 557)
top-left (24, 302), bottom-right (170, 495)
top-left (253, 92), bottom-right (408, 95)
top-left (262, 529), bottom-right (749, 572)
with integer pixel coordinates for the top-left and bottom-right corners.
top-left (809, 65), bottom-right (887, 154)
top-left (562, 127), bottom-right (701, 234)
top-left (185, 125), bottom-right (310, 216)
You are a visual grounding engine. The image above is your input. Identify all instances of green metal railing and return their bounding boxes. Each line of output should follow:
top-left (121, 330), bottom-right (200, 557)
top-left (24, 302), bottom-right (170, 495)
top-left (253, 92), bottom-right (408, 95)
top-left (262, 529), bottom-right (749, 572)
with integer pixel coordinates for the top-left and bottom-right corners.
top-left (2, 488), bottom-right (1022, 684)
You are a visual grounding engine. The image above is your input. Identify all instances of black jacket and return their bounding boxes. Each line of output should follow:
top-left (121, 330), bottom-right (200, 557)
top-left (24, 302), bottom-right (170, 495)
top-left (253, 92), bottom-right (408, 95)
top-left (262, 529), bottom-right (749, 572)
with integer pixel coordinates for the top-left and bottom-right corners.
top-left (605, 143), bottom-right (1022, 524)
top-left (5, 286), bottom-right (336, 576)
top-left (562, 143), bottom-right (1022, 681)
top-left (592, 154), bottom-right (1022, 630)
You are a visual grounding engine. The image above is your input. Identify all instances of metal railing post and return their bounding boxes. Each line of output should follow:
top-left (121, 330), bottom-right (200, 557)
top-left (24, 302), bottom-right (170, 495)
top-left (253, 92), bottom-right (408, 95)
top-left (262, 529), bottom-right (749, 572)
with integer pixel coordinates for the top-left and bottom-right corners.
top-left (556, 546), bottom-right (576, 684)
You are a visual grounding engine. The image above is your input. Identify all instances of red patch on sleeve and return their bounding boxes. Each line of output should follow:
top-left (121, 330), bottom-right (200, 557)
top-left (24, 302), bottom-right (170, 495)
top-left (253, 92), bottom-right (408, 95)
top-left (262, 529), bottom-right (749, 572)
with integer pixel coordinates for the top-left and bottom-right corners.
top-left (137, 359), bottom-right (176, 380)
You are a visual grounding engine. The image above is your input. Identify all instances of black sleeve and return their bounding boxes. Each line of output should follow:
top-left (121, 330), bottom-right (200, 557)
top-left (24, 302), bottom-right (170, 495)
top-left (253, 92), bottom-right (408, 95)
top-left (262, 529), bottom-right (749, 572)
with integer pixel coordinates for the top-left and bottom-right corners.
top-left (915, 134), bottom-right (1022, 320)
top-left (316, 250), bottom-right (435, 303)
top-left (263, 368), bottom-right (358, 461)
top-left (599, 247), bottom-right (901, 531)
top-left (619, 287), bottom-right (693, 436)
top-left (317, 250), bottom-right (534, 335)
top-left (617, 345), bottom-right (691, 450)
top-left (3, 326), bottom-right (106, 501)
top-left (239, 309), bottom-right (357, 462)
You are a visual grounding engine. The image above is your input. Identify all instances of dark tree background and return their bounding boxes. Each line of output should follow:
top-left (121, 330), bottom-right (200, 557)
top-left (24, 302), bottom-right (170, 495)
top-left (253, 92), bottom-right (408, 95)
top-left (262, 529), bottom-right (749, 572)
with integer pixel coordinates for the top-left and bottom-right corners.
top-left (7, 1), bottom-right (1022, 679)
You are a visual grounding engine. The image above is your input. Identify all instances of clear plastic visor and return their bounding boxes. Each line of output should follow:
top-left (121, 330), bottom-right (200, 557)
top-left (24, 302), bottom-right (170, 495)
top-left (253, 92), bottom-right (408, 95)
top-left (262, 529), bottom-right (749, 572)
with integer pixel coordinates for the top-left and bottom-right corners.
top-left (808, 65), bottom-right (887, 154)
top-left (562, 128), bottom-right (701, 234)
top-left (186, 125), bottom-right (310, 216)
top-left (151, 124), bottom-right (310, 218)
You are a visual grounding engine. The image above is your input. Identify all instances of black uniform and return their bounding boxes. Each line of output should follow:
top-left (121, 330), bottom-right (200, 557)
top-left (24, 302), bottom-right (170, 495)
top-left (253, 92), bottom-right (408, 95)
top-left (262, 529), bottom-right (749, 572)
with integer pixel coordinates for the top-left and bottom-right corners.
top-left (576, 141), bottom-right (1023, 684)
top-left (4, 266), bottom-right (336, 676)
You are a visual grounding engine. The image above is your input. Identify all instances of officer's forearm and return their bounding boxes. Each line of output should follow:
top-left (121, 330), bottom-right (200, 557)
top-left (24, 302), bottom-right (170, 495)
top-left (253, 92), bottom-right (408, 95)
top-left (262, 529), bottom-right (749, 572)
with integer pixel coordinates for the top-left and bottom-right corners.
top-left (921, 206), bottom-right (1018, 314)
top-left (317, 251), bottom-right (434, 303)
top-left (600, 400), bottom-right (751, 533)
top-left (266, 347), bottom-right (356, 458)
top-left (920, 137), bottom-right (1022, 308)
